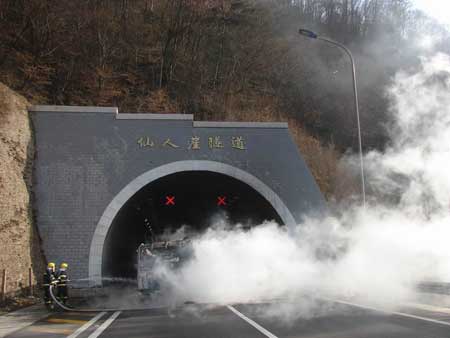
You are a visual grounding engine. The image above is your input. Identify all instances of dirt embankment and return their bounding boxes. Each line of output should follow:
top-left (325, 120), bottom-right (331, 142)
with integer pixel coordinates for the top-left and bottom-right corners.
top-left (0, 82), bottom-right (44, 304)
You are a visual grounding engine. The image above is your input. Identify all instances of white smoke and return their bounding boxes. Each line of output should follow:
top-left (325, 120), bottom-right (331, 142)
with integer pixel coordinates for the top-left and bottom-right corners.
top-left (153, 54), bottom-right (450, 312)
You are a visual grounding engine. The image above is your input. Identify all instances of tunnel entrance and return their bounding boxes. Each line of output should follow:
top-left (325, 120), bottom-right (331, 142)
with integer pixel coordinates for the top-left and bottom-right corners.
top-left (102, 171), bottom-right (283, 280)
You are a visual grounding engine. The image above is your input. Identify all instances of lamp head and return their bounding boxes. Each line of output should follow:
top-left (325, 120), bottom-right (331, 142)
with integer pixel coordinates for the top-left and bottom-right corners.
top-left (299, 28), bottom-right (318, 39)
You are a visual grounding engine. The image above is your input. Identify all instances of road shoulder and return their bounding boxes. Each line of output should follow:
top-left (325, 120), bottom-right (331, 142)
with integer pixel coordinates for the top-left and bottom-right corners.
top-left (0, 304), bottom-right (50, 338)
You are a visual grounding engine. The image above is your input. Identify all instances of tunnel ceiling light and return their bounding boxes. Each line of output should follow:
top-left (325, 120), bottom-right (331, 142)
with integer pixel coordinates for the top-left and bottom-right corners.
top-left (298, 28), bottom-right (318, 39)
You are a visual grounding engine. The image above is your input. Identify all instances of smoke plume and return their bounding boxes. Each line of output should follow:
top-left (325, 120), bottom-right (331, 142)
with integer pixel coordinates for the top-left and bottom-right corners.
top-left (151, 53), bottom-right (450, 313)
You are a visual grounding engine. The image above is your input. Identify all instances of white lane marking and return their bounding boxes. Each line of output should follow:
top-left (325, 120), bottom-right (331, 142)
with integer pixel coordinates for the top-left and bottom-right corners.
top-left (66, 312), bottom-right (107, 338)
top-left (403, 302), bottom-right (450, 314)
top-left (87, 311), bottom-right (122, 338)
top-left (227, 305), bottom-right (279, 338)
top-left (331, 299), bottom-right (450, 327)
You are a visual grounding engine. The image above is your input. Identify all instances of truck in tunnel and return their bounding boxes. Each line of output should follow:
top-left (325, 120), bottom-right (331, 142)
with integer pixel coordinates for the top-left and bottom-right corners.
top-left (102, 171), bottom-right (283, 286)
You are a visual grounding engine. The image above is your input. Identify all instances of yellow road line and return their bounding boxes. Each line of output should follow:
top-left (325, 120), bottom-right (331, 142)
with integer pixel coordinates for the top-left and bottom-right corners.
top-left (67, 312), bottom-right (107, 338)
top-left (46, 318), bottom-right (88, 325)
top-left (59, 311), bottom-right (91, 316)
top-left (29, 326), bottom-right (73, 334)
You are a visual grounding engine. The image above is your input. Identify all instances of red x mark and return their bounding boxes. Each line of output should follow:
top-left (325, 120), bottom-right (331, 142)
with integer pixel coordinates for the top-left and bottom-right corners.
top-left (165, 195), bottom-right (175, 206)
top-left (217, 196), bottom-right (226, 206)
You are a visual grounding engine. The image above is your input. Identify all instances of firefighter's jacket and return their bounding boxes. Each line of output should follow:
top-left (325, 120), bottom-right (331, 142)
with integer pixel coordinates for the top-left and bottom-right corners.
top-left (43, 268), bottom-right (56, 286)
top-left (57, 269), bottom-right (68, 286)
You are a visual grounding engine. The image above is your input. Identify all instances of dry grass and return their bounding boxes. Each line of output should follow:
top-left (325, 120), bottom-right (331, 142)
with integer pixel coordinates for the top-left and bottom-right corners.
top-left (287, 118), bottom-right (340, 199)
top-left (199, 92), bottom-right (341, 199)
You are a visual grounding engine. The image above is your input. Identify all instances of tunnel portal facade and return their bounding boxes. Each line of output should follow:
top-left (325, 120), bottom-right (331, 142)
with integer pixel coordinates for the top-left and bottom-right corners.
top-left (30, 106), bottom-right (326, 286)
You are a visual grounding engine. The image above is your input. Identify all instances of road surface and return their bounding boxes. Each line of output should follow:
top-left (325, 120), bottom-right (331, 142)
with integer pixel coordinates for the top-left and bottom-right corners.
top-left (5, 299), bottom-right (450, 338)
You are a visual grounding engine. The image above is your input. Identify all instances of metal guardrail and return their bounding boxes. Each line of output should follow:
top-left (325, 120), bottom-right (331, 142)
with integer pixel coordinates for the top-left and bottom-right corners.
top-left (417, 282), bottom-right (450, 295)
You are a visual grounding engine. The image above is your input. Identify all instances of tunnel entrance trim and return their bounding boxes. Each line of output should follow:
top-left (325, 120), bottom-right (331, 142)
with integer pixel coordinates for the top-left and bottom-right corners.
top-left (88, 160), bottom-right (296, 286)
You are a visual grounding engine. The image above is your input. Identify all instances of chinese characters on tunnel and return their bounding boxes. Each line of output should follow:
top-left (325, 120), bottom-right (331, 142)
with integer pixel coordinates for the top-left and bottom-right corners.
top-left (137, 136), bottom-right (246, 150)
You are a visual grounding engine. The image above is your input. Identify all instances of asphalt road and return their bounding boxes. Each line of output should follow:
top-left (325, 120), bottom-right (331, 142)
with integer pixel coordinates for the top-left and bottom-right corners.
top-left (6, 299), bottom-right (450, 338)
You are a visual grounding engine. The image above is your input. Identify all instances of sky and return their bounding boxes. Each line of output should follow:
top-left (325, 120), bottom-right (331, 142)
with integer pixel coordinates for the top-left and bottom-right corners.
top-left (413, 0), bottom-right (450, 27)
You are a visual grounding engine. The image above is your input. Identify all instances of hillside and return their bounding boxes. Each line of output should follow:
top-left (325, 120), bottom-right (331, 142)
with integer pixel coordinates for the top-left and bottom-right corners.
top-left (1, 0), bottom-right (448, 200)
top-left (2, 1), bottom-right (448, 153)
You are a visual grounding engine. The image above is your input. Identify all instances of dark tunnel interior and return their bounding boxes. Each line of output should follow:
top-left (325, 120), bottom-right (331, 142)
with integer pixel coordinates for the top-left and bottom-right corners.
top-left (102, 171), bottom-right (283, 280)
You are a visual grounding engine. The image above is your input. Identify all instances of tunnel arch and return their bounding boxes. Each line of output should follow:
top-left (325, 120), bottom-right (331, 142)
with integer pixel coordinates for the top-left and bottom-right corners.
top-left (88, 160), bottom-right (296, 286)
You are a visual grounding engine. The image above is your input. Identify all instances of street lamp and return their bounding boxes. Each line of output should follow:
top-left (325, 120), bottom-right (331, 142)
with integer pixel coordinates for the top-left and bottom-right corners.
top-left (299, 28), bottom-right (366, 207)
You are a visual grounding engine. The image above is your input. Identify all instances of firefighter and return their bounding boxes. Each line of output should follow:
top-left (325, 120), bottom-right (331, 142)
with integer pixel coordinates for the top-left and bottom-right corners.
top-left (56, 262), bottom-right (69, 304)
top-left (43, 262), bottom-right (57, 309)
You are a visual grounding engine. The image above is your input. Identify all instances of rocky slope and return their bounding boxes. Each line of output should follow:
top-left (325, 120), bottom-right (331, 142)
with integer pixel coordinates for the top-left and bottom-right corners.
top-left (0, 83), bottom-right (44, 300)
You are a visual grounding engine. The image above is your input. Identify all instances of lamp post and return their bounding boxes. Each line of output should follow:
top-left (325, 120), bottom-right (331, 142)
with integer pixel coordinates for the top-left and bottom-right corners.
top-left (299, 28), bottom-right (366, 207)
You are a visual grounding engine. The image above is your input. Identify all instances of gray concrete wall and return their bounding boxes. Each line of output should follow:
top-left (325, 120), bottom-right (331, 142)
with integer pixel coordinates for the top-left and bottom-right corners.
top-left (30, 106), bottom-right (326, 285)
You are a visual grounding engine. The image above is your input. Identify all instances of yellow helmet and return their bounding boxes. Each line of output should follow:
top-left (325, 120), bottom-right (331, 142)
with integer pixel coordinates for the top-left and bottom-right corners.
top-left (47, 262), bottom-right (56, 269)
top-left (60, 262), bottom-right (68, 269)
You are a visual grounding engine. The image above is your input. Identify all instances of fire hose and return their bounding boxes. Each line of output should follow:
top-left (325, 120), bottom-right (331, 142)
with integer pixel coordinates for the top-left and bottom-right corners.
top-left (49, 284), bottom-right (85, 312)
top-left (48, 284), bottom-right (170, 313)
top-left (48, 284), bottom-right (116, 312)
